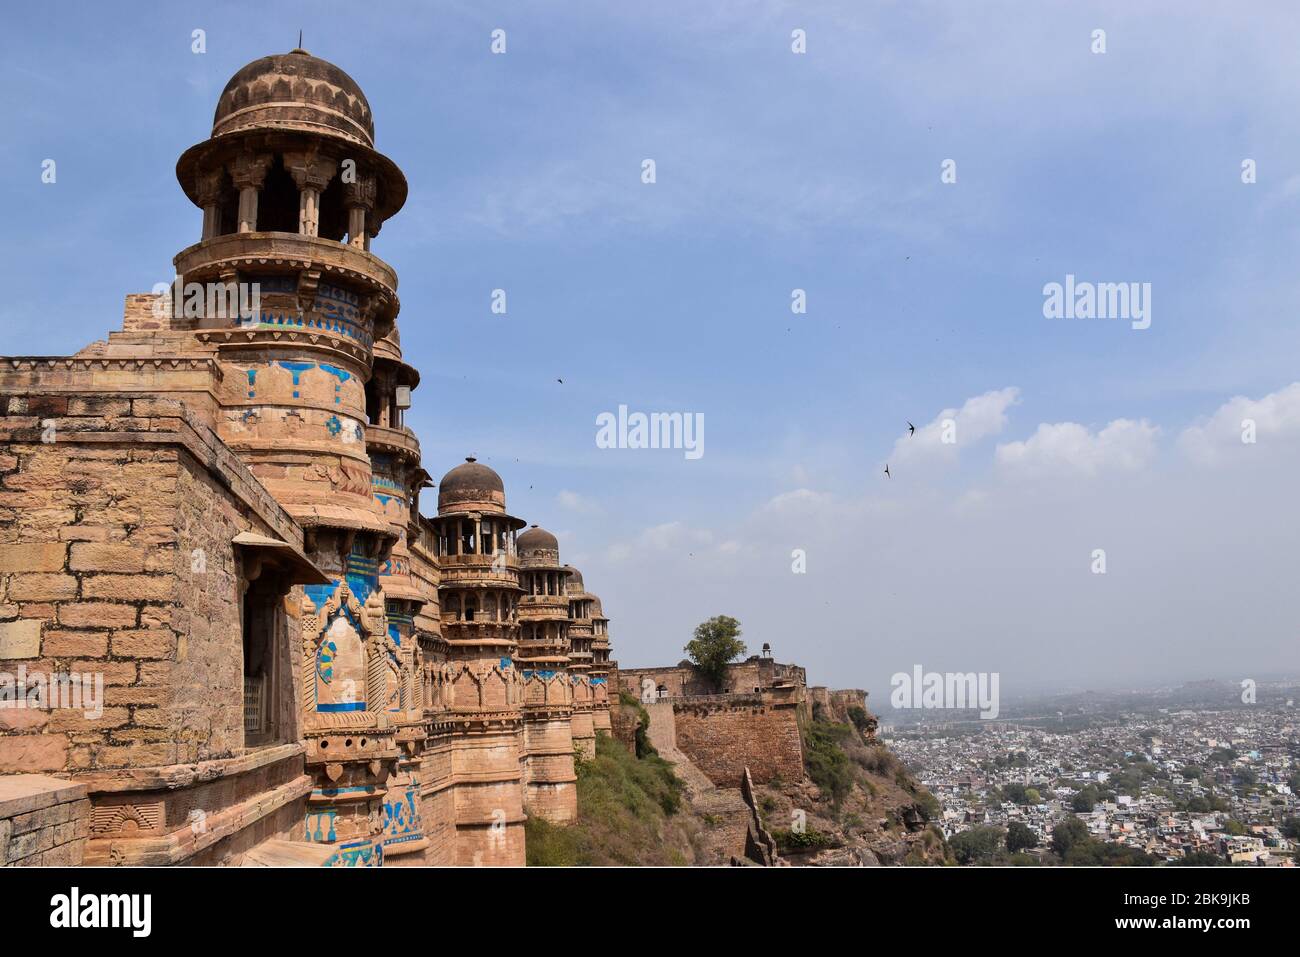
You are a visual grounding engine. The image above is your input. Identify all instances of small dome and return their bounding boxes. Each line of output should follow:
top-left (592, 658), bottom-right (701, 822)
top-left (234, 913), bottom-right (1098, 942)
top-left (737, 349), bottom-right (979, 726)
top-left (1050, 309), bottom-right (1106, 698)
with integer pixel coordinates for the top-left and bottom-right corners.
top-left (517, 522), bottom-right (559, 561)
top-left (564, 565), bottom-right (585, 593)
top-left (213, 49), bottom-right (375, 146)
top-left (437, 457), bottom-right (505, 513)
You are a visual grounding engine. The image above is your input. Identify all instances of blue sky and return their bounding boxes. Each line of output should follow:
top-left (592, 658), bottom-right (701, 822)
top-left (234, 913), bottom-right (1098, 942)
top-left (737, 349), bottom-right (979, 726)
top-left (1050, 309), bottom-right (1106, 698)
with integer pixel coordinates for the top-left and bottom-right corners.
top-left (4, 1), bottom-right (1300, 705)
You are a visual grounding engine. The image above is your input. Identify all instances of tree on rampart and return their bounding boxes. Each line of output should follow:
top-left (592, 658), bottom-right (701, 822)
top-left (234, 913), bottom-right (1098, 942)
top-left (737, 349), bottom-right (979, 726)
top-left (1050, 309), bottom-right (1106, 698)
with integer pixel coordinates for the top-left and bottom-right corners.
top-left (684, 615), bottom-right (746, 691)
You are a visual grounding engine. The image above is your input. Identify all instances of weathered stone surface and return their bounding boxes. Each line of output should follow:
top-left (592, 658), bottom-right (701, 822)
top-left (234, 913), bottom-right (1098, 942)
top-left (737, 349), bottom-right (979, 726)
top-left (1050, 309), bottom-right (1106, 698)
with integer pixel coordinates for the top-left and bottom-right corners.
top-left (0, 619), bottom-right (42, 659)
top-left (69, 543), bottom-right (146, 574)
top-left (6, 574), bottom-right (78, 601)
top-left (0, 775), bottom-right (89, 866)
top-left (0, 543), bottom-right (66, 573)
top-left (58, 603), bottom-right (137, 628)
top-left (0, 736), bottom-right (68, 774)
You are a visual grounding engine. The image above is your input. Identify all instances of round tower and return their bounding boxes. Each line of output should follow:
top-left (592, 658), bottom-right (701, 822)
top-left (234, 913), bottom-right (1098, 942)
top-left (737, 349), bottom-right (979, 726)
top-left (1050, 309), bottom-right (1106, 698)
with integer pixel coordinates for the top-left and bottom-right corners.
top-left (588, 594), bottom-right (613, 733)
top-left (367, 325), bottom-right (431, 864)
top-left (565, 566), bottom-right (597, 758)
top-left (516, 526), bottom-right (578, 822)
top-left (429, 457), bottom-right (527, 865)
top-left (173, 48), bottom-right (413, 866)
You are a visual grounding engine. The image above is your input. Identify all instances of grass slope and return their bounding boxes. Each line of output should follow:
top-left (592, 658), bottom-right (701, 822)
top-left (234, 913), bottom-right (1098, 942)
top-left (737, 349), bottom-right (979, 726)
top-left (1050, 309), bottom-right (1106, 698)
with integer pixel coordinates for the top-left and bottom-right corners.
top-left (525, 732), bottom-right (696, 866)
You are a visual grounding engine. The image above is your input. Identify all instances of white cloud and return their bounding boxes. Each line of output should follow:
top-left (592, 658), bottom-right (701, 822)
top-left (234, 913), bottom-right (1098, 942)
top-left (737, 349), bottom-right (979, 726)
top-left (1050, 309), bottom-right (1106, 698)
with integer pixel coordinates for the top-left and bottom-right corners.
top-left (606, 521), bottom-right (714, 563)
top-left (597, 381), bottom-right (1299, 696)
top-left (557, 489), bottom-right (601, 513)
top-left (760, 487), bottom-right (838, 516)
top-left (1178, 381), bottom-right (1300, 464)
top-left (996, 419), bottom-right (1159, 479)
top-left (891, 387), bottom-right (1020, 467)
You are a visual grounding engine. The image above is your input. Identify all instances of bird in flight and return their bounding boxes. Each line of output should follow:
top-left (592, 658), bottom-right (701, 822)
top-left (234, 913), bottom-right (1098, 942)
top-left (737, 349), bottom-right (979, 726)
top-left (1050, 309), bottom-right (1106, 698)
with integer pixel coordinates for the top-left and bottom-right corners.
top-left (884, 464), bottom-right (891, 478)
top-left (556, 378), bottom-right (564, 384)
top-left (907, 421), bottom-right (915, 436)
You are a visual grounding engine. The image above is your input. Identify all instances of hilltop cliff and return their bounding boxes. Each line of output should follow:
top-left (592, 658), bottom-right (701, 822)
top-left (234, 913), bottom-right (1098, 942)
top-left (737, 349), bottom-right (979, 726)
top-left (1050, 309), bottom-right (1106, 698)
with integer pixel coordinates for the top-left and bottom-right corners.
top-left (594, 674), bottom-right (948, 866)
top-left (755, 706), bottom-right (951, 865)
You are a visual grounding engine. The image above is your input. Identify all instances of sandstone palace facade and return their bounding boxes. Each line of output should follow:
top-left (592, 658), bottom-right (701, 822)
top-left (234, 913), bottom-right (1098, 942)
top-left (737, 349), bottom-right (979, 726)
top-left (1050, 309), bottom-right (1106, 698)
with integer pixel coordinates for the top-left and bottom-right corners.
top-left (0, 49), bottom-right (617, 867)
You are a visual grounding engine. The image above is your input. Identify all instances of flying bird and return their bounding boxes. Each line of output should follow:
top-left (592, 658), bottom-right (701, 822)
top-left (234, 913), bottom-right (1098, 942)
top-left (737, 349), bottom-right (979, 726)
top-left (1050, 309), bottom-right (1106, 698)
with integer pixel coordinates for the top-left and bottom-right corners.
top-left (907, 421), bottom-right (915, 436)
top-left (884, 464), bottom-right (891, 478)
top-left (556, 378), bottom-right (564, 384)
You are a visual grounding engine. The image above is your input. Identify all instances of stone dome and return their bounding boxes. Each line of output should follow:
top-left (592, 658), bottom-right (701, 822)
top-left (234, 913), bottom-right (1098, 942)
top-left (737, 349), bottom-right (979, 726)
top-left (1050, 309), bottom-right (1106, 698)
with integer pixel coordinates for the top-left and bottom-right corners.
top-left (564, 566), bottom-right (585, 594)
top-left (437, 457), bottom-right (506, 513)
top-left (213, 49), bottom-right (375, 147)
top-left (176, 47), bottom-right (407, 226)
top-left (517, 525), bottom-right (559, 554)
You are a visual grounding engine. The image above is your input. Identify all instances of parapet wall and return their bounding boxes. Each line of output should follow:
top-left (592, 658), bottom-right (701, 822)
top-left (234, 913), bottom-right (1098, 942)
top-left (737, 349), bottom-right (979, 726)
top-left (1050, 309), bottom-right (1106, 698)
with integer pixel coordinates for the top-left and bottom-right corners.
top-left (619, 657), bottom-right (806, 699)
top-left (0, 774), bottom-right (89, 866)
top-left (0, 392), bottom-right (315, 865)
top-left (0, 392), bottom-right (304, 776)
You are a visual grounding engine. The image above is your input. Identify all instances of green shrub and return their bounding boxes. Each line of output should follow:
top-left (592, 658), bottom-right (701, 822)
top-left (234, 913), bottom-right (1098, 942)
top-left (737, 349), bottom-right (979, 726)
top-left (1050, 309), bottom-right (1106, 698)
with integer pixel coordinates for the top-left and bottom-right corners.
top-left (847, 705), bottom-right (871, 735)
top-left (949, 826), bottom-right (1005, 865)
top-left (914, 788), bottom-right (941, 821)
top-left (618, 690), bottom-right (657, 758)
top-left (524, 815), bottom-right (582, 867)
top-left (854, 744), bottom-right (902, 777)
top-left (772, 827), bottom-right (834, 850)
top-left (1006, 821), bottom-right (1038, 852)
top-left (802, 719), bottom-right (855, 809)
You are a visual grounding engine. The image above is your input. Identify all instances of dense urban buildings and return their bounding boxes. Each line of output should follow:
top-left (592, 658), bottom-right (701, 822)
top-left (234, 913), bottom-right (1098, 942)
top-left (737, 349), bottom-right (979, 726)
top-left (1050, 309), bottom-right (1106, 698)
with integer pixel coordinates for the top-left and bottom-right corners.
top-left (0, 48), bottom-right (616, 867)
top-left (886, 689), bottom-right (1299, 866)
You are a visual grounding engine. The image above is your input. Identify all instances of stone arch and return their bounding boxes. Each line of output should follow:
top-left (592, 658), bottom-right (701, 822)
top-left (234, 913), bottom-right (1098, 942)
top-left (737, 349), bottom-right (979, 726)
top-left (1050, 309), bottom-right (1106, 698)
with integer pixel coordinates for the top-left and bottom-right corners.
top-left (451, 664), bottom-right (482, 709)
top-left (300, 581), bottom-right (387, 714)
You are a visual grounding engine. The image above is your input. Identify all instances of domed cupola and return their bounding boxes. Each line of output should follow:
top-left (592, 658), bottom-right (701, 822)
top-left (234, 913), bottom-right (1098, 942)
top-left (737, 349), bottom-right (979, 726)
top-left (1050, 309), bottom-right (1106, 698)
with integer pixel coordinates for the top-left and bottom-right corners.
top-left (212, 49), bottom-right (376, 146)
top-left (517, 525), bottom-right (561, 565)
top-left (437, 456), bottom-right (508, 514)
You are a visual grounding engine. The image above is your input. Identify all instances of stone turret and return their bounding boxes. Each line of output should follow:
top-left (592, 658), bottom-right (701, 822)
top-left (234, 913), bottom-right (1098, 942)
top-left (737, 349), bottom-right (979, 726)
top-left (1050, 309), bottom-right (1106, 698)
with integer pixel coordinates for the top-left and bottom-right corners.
top-left (427, 457), bottom-right (527, 865)
top-left (565, 566), bottom-right (597, 758)
top-left (588, 594), bottom-right (614, 733)
top-left (172, 47), bottom-right (415, 867)
top-left (515, 526), bottom-right (577, 822)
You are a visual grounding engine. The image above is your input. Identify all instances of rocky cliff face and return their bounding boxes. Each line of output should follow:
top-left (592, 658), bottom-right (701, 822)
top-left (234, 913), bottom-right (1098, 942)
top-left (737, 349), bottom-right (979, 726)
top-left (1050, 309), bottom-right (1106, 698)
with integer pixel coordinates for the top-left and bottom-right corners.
top-left (755, 695), bottom-right (950, 866)
top-left (600, 688), bottom-right (948, 866)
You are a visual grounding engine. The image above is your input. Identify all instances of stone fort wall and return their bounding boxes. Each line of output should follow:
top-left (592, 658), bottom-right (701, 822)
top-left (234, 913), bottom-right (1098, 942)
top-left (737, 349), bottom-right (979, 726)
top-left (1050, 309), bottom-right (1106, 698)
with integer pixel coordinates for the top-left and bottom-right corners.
top-left (618, 659), bottom-right (809, 788)
top-left (0, 391), bottom-right (313, 864)
top-left (671, 695), bottom-right (804, 787)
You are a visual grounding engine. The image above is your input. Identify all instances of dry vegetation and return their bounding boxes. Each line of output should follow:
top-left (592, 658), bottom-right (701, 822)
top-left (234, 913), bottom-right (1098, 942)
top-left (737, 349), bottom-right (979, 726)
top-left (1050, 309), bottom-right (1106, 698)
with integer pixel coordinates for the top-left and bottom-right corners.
top-left (756, 710), bottom-right (952, 866)
top-left (525, 732), bottom-right (706, 866)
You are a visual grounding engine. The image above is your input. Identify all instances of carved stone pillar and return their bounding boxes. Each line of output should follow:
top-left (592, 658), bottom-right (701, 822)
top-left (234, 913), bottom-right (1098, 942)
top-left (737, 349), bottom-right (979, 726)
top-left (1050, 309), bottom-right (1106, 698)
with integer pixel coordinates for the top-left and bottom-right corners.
top-left (286, 151), bottom-right (338, 238)
top-left (344, 174), bottom-right (377, 249)
top-left (195, 168), bottom-right (224, 240)
top-left (229, 152), bottom-right (272, 233)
